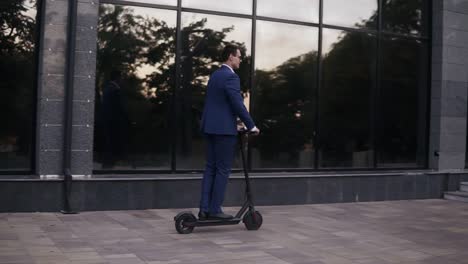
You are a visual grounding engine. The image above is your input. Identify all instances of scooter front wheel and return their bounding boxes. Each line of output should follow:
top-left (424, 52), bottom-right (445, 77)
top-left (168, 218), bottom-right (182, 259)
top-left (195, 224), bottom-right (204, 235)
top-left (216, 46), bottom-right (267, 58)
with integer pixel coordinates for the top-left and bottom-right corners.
top-left (175, 212), bottom-right (196, 234)
top-left (243, 211), bottom-right (263, 231)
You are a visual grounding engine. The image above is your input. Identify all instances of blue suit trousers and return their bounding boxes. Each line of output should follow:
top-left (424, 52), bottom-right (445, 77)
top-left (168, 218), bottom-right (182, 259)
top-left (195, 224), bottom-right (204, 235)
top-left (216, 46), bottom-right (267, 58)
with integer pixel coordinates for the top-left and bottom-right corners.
top-left (199, 133), bottom-right (237, 214)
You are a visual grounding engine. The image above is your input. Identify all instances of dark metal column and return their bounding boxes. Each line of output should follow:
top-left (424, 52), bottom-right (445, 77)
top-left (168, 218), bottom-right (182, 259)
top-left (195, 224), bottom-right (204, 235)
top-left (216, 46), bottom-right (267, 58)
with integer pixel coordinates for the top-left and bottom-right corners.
top-left (62, 0), bottom-right (78, 214)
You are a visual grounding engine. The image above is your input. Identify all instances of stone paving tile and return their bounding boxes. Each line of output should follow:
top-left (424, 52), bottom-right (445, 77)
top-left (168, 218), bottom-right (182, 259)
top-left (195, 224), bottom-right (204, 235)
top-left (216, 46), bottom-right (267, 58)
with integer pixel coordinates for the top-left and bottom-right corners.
top-left (1, 199), bottom-right (468, 263)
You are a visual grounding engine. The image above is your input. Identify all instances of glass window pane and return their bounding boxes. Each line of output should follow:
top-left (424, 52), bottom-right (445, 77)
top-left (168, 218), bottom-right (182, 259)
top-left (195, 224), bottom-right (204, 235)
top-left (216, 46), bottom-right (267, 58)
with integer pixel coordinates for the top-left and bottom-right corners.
top-left (182, 0), bottom-right (252, 15)
top-left (319, 29), bottom-right (376, 168)
top-left (257, 0), bottom-right (319, 23)
top-left (253, 21), bottom-right (318, 168)
top-left (0, 0), bottom-right (38, 171)
top-left (323, 0), bottom-right (377, 29)
top-left (383, 0), bottom-right (429, 36)
top-left (378, 36), bottom-right (428, 167)
top-left (178, 13), bottom-right (252, 170)
top-left (94, 4), bottom-right (176, 170)
top-left (122, 0), bottom-right (176, 6)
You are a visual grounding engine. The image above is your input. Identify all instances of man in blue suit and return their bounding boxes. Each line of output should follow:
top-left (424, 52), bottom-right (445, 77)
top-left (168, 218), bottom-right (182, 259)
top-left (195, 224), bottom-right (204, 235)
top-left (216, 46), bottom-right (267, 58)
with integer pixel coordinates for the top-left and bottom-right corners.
top-left (199, 45), bottom-right (260, 220)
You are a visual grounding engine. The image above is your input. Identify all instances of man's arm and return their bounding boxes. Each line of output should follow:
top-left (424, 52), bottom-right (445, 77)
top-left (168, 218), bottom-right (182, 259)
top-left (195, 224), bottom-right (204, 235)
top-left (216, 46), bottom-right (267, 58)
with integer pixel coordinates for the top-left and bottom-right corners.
top-left (224, 75), bottom-right (255, 130)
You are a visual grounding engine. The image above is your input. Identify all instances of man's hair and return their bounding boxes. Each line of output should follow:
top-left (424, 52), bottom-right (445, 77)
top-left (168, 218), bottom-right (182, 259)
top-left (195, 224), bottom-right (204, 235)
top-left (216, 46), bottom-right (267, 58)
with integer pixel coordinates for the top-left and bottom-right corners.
top-left (221, 44), bottom-right (239, 62)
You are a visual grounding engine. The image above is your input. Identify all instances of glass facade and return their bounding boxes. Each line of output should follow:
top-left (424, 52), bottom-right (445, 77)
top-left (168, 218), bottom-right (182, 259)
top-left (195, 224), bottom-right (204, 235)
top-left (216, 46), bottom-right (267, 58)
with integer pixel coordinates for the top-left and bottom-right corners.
top-left (382, 0), bottom-right (429, 36)
top-left (182, 0), bottom-right (252, 15)
top-left (253, 21), bottom-right (318, 168)
top-left (257, 0), bottom-right (319, 23)
top-left (94, 0), bottom-right (431, 172)
top-left (94, 5), bottom-right (176, 170)
top-left (323, 0), bottom-right (377, 28)
top-left (0, 0), bottom-right (40, 171)
top-left (124, 0), bottom-right (177, 6)
top-left (320, 29), bottom-right (376, 168)
top-left (378, 37), bottom-right (428, 167)
top-left (177, 13), bottom-right (252, 169)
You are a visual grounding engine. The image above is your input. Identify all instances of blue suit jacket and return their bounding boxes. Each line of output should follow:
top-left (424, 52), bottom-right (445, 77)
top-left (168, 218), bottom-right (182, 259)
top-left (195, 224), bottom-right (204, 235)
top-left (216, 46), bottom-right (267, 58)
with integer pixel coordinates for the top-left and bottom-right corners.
top-left (201, 65), bottom-right (255, 135)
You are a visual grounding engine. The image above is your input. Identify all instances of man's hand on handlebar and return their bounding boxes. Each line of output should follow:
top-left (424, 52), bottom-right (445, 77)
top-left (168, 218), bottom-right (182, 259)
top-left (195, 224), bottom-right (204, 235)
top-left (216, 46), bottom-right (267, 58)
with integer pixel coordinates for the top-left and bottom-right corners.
top-left (250, 126), bottom-right (260, 135)
top-left (238, 126), bottom-right (260, 135)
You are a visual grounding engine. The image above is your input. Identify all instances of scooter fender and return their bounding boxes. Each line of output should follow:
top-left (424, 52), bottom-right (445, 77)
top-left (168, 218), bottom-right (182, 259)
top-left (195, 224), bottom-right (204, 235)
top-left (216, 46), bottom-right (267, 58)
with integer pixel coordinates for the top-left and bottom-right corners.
top-left (174, 211), bottom-right (194, 221)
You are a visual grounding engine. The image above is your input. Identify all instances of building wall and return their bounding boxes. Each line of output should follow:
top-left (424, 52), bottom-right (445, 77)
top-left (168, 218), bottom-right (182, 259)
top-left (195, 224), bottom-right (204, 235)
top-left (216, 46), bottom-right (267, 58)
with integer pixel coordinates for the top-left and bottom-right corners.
top-left (37, 0), bottom-right (98, 176)
top-left (430, 0), bottom-right (468, 170)
top-left (37, 0), bottom-right (68, 175)
top-left (2, 0), bottom-right (468, 212)
top-left (2, 172), bottom-right (468, 212)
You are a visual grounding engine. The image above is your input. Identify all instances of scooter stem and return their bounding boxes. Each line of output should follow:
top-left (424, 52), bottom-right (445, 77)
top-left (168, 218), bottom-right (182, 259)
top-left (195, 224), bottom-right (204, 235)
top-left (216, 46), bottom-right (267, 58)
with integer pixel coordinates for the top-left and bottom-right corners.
top-left (238, 132), bottom-right (255, 210)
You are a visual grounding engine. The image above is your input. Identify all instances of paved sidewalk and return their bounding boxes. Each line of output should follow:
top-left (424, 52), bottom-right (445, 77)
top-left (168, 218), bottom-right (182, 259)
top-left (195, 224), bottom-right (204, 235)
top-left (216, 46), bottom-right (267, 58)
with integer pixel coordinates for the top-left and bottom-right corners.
top-left (1, 199), bottom-right (468, 264)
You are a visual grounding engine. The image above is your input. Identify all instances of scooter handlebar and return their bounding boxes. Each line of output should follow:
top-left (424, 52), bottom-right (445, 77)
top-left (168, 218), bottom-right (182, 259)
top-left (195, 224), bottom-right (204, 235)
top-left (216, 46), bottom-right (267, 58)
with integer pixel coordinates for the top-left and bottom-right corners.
top-left (237, 127), bottom-right (259, 135)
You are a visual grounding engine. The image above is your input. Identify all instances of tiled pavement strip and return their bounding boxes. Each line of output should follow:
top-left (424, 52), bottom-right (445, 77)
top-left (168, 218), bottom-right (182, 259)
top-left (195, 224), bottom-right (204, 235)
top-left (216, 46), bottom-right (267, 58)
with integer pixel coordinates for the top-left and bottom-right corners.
top-left (1, 199), bottom-right (468, 264)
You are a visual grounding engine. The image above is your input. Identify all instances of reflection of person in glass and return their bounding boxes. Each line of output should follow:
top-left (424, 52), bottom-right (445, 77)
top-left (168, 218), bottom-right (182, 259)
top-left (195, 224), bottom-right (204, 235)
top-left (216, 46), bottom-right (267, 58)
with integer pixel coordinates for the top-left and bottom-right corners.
top-left (198, 45), bottom-right (260, 220)
top-left (102, 70), bottom-right (129, 168)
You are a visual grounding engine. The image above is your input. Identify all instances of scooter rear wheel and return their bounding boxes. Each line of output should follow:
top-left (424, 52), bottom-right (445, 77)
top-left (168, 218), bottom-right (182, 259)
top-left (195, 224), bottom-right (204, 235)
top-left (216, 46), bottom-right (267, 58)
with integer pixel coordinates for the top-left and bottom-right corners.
top-left (243, 211), bottom-right (263, 230)
top-left (175, 213), bottom-right (196, 234)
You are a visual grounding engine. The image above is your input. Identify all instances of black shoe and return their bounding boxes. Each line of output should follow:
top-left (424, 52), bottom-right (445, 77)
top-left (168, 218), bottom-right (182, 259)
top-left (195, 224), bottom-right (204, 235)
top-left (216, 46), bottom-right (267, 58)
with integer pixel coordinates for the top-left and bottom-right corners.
top-left (209, 212), bottom-right (233, 220)
top-left (198, 211), bottom-right (209, 220)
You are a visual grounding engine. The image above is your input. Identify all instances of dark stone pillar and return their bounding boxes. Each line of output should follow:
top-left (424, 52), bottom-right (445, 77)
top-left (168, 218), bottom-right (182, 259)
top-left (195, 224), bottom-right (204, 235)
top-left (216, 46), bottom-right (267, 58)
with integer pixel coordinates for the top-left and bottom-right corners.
top-left (430, 0), bottom-right (468, 170)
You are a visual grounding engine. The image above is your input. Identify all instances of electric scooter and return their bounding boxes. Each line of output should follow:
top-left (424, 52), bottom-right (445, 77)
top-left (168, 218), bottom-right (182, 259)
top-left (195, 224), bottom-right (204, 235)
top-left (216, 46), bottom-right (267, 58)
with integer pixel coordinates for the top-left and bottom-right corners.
top-left (174, 129), bottom-right (263, 234)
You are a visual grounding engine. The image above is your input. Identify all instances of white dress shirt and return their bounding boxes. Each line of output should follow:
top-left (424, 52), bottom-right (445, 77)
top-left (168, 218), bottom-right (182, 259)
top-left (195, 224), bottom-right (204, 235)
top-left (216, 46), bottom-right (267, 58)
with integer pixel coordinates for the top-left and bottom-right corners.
top-left (221, 63), bottom-right (235, 73)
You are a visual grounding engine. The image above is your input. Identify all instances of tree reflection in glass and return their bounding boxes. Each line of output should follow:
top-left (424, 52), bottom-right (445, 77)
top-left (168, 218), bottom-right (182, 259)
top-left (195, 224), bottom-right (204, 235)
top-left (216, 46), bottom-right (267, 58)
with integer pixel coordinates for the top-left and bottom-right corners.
top-left (94, 4), bottom-right (176, 169)
top-left (0, 0), bottom-right (38, 170)
top-left (92, 0), bottom-right (430, 171)
top-left (177, 12), bottom-right (252, 169)
top-left (320, 29), bottom-right (376, 168)
top-left (253, 21), bottom-right (318, 168)
top-left (383, 0), bottom-right (428, 36)
top-left (378, 37), bottom-right (427, 167)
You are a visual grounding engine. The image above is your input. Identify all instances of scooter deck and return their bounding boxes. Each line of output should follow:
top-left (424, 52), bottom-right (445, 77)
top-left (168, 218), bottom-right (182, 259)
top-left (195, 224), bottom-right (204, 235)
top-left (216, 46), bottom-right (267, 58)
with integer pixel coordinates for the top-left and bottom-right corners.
top-left (184, 218), bottom-right (241, 227)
